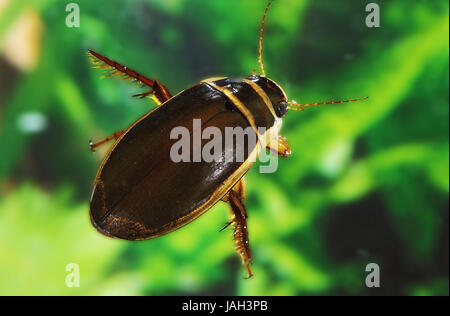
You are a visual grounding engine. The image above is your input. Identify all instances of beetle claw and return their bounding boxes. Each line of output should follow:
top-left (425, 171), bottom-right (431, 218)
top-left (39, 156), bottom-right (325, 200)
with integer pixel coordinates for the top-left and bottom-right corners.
top-left (219, 221), bottom-right (233, 232)
top-left (133, 91), bottom-right (154, 99)
top-left (89, 140), bottom-right (96, 152)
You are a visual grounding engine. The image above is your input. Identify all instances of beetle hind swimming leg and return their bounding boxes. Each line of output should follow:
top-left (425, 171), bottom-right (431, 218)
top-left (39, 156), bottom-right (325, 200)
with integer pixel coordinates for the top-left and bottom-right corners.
top-left (88, 49), bottom-right (172, 105)
top-left (225, 188), bottom-right (254, 279)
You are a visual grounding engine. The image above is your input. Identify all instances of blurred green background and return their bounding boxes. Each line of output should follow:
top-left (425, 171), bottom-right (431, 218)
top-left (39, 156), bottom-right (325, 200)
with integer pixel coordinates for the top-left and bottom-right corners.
top-left (0, 0), bottom-right (448, 296)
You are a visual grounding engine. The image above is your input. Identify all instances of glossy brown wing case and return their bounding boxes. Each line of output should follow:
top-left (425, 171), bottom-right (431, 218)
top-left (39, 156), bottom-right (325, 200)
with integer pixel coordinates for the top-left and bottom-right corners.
top-left (90, 79), bottom-right (275, 240)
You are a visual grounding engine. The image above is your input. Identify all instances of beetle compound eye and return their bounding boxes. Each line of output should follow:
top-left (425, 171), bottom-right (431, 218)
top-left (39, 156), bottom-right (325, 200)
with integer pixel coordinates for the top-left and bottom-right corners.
top-left (275, 100), bottom-right (288, 117)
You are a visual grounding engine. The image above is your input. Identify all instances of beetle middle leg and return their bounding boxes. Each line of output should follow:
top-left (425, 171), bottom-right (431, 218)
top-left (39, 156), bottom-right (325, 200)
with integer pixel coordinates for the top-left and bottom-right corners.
top-left (223, 181), bottom-right (253, 279)
top-left (89, 130), bottom-right (124, 152)
top-left (267, 135), bottom-right (291, 158)
top-left (220, 177), bottom-right (246, 231)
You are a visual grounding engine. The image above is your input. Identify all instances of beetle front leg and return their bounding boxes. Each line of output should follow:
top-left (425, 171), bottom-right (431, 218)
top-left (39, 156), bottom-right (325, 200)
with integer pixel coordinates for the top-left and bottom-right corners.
top-left (226, 188), bottom-right (253, 279)
top-left (267, 135), bottom-right (291, 158)
top-left (89, 130), bottom-right (124, 152)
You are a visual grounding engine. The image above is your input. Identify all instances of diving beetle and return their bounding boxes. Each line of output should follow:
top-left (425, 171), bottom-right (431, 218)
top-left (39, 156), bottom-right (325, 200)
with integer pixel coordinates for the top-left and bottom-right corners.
top-left (88, 0), bottom-right (367, 278)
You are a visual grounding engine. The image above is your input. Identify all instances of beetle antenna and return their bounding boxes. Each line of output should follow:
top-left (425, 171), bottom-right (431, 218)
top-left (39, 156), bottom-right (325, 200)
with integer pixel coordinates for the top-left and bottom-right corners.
top-left (287, 96), bottom-right (369, 111)
top-left (259, 0), bottom-right (274, 77)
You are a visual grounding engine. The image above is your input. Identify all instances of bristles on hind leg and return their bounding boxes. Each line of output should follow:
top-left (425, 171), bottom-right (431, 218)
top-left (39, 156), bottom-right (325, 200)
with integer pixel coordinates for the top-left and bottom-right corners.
top-left (87, 49), bottom-right (173, 104)
top-left (230, 215), bottom-right (253, 278)
top-left (88, 50), bottom-right (172, 105)
top-left (223, 189), bottom-right (253, 278)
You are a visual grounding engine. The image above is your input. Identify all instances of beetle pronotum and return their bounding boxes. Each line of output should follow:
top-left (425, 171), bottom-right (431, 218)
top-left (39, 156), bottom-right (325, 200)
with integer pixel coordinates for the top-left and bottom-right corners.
top-left (88, 0), bottom-right (367, 278)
